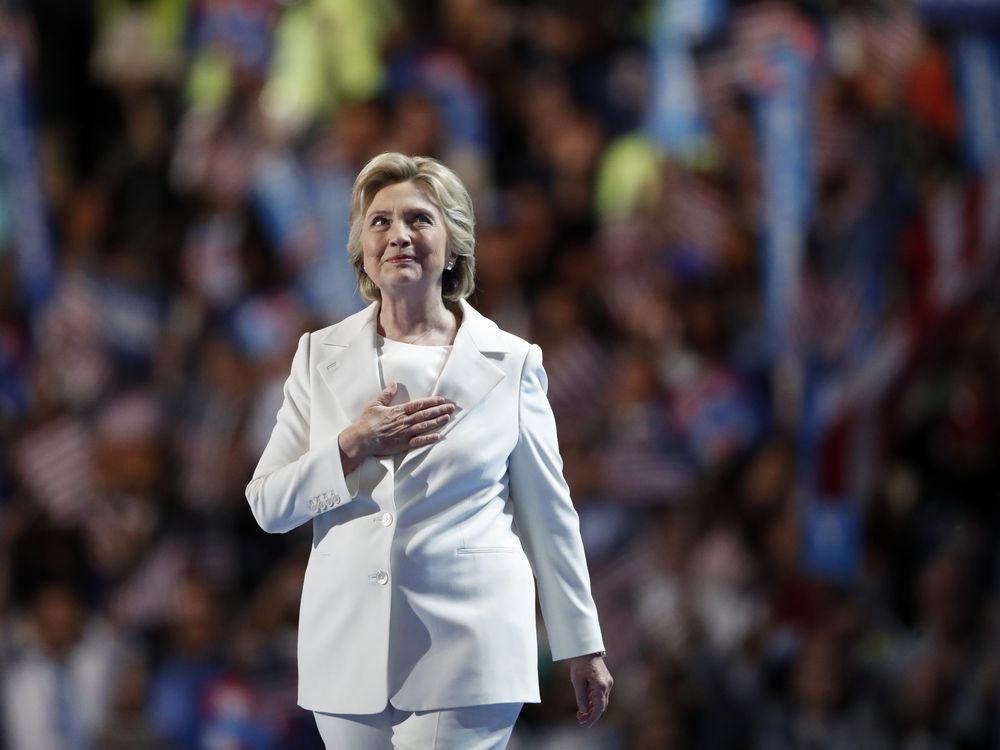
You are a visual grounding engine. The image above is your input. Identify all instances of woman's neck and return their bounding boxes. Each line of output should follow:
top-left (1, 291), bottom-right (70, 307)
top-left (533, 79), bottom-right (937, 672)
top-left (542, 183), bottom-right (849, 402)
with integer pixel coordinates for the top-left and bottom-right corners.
top-left (378, 295), bottom-right (458, 345)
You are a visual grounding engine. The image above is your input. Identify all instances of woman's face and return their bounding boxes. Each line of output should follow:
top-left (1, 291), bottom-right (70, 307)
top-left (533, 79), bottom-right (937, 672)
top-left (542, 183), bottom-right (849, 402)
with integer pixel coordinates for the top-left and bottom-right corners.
top-left (361, 180), bottom-right (451, 302)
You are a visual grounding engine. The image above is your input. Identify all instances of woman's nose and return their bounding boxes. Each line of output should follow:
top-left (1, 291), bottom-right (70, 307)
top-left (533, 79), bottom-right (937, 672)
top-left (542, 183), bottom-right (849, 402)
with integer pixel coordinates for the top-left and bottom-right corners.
top-left (389, 226), bottom-right (412, 247)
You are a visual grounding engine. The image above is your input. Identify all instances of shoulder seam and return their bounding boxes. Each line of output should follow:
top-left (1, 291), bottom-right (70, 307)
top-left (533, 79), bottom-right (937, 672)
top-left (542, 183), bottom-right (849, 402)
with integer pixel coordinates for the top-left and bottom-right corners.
top-left (515, 343), bottom-right (538, 435)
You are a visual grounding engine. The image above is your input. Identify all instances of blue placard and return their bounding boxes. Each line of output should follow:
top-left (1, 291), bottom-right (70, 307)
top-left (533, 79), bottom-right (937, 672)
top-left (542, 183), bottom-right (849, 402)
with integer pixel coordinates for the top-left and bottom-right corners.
top-left (753, 42), bottom-right (813, 357)
top-left (801, 494), bottom-right (860, 585)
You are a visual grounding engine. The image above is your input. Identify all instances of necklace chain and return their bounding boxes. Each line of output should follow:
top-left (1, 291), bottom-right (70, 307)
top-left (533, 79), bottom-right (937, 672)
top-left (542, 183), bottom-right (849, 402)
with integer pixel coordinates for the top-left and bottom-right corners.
top-left (379, 308), bottom-right (458, 344)
top-left (383, 315), bottom-right (457, 345)
top-left (397, 327), bottom-right (439, 345)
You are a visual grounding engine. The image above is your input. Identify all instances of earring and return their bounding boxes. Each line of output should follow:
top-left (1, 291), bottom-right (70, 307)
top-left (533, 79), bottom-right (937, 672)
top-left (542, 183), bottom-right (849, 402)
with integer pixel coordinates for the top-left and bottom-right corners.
top-left (446, 258), bottom-right (456, 271)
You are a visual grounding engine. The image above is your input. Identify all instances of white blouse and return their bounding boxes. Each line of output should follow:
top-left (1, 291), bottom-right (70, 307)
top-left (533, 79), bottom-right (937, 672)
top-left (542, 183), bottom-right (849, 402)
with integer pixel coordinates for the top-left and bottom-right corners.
top-left (376, 336), bottom-right (452, 406)
top-left (377, 337), bottom-right (452, 470)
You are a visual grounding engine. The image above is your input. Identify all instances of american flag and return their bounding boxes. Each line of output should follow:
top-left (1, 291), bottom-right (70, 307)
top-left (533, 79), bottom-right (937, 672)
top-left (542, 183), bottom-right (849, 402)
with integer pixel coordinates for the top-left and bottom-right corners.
top-left (927, 167), bottom-right (1000, 311)
top-left (812, 114), bottom-right (878, 232)
top-left (107, 539), bottom-right (189, 628)
top-left (37, 271), bottom-right (110, 407)
top-left (12, 416), bottom-right (94, 524)
top-left (590, 541), bottom-right (657, 670)
top-left (793, 270), bottom-right (867, 365)
top-left (861, 4), bottom-right (925, 83)
top-left (545, 333), bottom-right (612, 436)
top-left (669, 363), bottom-right (761, 469)
top-left (664, 174), bottom-right (740, 276)
top-left (599, 440), bottom-right (693, 506)
top-left (598, 388), bottom-right (693, 506)
top-left (797, 165), bottom-right (1000, 510)
top-left (176, 394), bottom-right (245, 510)
top-left (730, 1), bottom-right (822, 95)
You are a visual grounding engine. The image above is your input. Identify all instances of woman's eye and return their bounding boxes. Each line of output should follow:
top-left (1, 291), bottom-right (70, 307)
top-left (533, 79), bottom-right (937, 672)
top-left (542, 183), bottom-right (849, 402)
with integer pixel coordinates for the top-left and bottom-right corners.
top-left (414, 213), bottom-right (432, 224)
top-left (371, 216), bottom-right (389, 227)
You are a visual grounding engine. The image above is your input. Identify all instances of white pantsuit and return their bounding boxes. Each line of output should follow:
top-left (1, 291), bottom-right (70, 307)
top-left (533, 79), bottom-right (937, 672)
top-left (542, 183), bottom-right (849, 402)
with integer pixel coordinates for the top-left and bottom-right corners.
top-left (245, 299), bottom-right (604, 715)
top-left (313, 703), bottom-right (522, 749)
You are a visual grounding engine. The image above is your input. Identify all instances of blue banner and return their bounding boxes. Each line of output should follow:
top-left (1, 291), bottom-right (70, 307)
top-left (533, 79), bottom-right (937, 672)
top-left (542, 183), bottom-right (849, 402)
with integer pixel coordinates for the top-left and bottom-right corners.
top-left (953, 33), bottom-right (1000, 171)
top-left (658, 0), bottom-right (726, 44)
top-left (753, 42), bottom-right (813, 357)
top-left (251, 154), bottom-right (364, 321)
top-left (646, 44), bottom-right (706, 154)
top-left (251, 152), bottom-right (313, 252)
top-left (0, 44), bottom-right (54, 313)
top-left (0, 332), bottom-right (28, 423)
top-left (645, 0), bottom-right (726, 155)
top-left (307, 166), bottom-right (364, 321)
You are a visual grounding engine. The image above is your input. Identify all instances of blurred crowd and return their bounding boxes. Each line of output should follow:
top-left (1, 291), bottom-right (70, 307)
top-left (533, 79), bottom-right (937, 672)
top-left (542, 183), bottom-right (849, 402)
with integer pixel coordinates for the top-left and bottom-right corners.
top-left (1, 0), bottom-right (1000, 748)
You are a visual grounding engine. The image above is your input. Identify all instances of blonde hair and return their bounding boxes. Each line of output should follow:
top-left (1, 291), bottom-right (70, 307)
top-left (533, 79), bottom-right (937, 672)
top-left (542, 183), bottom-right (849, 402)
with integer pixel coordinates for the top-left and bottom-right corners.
top-left (347, 152), bottom-right (477, 303)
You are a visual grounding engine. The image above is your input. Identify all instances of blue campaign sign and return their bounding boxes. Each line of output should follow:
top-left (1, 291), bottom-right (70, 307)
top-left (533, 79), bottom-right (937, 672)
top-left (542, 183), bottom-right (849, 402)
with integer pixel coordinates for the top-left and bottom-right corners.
top-left (801, 494), bottom-right (861, 585)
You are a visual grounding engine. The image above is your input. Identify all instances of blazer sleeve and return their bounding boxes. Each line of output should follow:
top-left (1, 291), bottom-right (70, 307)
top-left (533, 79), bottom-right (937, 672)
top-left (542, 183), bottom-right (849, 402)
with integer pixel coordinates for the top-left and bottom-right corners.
top-left (245, 332), bottom-right (359, 534)
top-left (509, 343), bottom-right (606, 661)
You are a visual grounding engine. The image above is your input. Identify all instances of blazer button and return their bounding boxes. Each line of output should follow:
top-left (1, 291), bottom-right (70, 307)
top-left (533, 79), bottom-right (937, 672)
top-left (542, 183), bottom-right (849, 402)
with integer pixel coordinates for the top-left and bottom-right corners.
top-left (375, 512), bottom-right (393, 527)
top-left (374, 570), bottom-right (389, 585)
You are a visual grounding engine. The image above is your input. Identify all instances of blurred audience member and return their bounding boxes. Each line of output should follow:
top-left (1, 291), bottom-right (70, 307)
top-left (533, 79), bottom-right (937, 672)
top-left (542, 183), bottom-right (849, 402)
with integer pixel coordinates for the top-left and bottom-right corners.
top-left (1, 584), bottom-right (123, 750)
top-left (93, 654), bottom-right (170, 750)
top-left (148, 580), bottom-right (226, 749)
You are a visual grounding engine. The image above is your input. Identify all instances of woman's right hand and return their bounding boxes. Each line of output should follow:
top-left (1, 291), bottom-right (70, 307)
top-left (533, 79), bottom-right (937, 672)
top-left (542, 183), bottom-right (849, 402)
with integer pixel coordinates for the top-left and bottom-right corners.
top-left (337, 383), bottom-right (455, 474)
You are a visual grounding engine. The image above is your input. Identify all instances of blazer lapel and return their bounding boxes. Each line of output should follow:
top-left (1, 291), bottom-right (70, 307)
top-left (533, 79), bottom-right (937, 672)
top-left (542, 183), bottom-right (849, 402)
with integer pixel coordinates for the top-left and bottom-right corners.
top-left (316, 302), bottom-right (381, 426)
top-left (398, 300), bottom-right (508, 470)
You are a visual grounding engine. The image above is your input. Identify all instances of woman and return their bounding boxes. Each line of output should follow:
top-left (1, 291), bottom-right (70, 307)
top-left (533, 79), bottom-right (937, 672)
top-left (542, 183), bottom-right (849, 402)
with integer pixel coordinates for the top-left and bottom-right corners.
top-left (245, 152), bottom-right (612, 749)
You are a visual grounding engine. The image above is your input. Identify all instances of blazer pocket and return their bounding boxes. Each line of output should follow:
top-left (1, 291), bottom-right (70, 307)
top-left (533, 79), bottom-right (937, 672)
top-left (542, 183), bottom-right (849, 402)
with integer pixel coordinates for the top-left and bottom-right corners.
top-left (456, 546), bottom-right (518, 555)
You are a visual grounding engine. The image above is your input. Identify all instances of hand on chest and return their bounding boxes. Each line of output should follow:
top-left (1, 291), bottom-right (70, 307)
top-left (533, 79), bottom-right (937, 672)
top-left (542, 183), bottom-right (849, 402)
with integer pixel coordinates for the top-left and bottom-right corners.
top-left (309, 306), bottom-right (522, 478)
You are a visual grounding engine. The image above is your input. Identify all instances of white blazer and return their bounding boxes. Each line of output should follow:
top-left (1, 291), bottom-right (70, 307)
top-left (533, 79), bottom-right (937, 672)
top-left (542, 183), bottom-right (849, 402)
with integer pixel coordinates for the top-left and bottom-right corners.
top-left (245, 300), bottom-right (605, 714)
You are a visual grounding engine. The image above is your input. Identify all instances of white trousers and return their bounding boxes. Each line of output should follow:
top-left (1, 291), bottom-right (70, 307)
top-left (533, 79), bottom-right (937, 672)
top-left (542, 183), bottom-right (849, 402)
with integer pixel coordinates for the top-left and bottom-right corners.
top-left (313, 702), bottom-right (522, 750)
